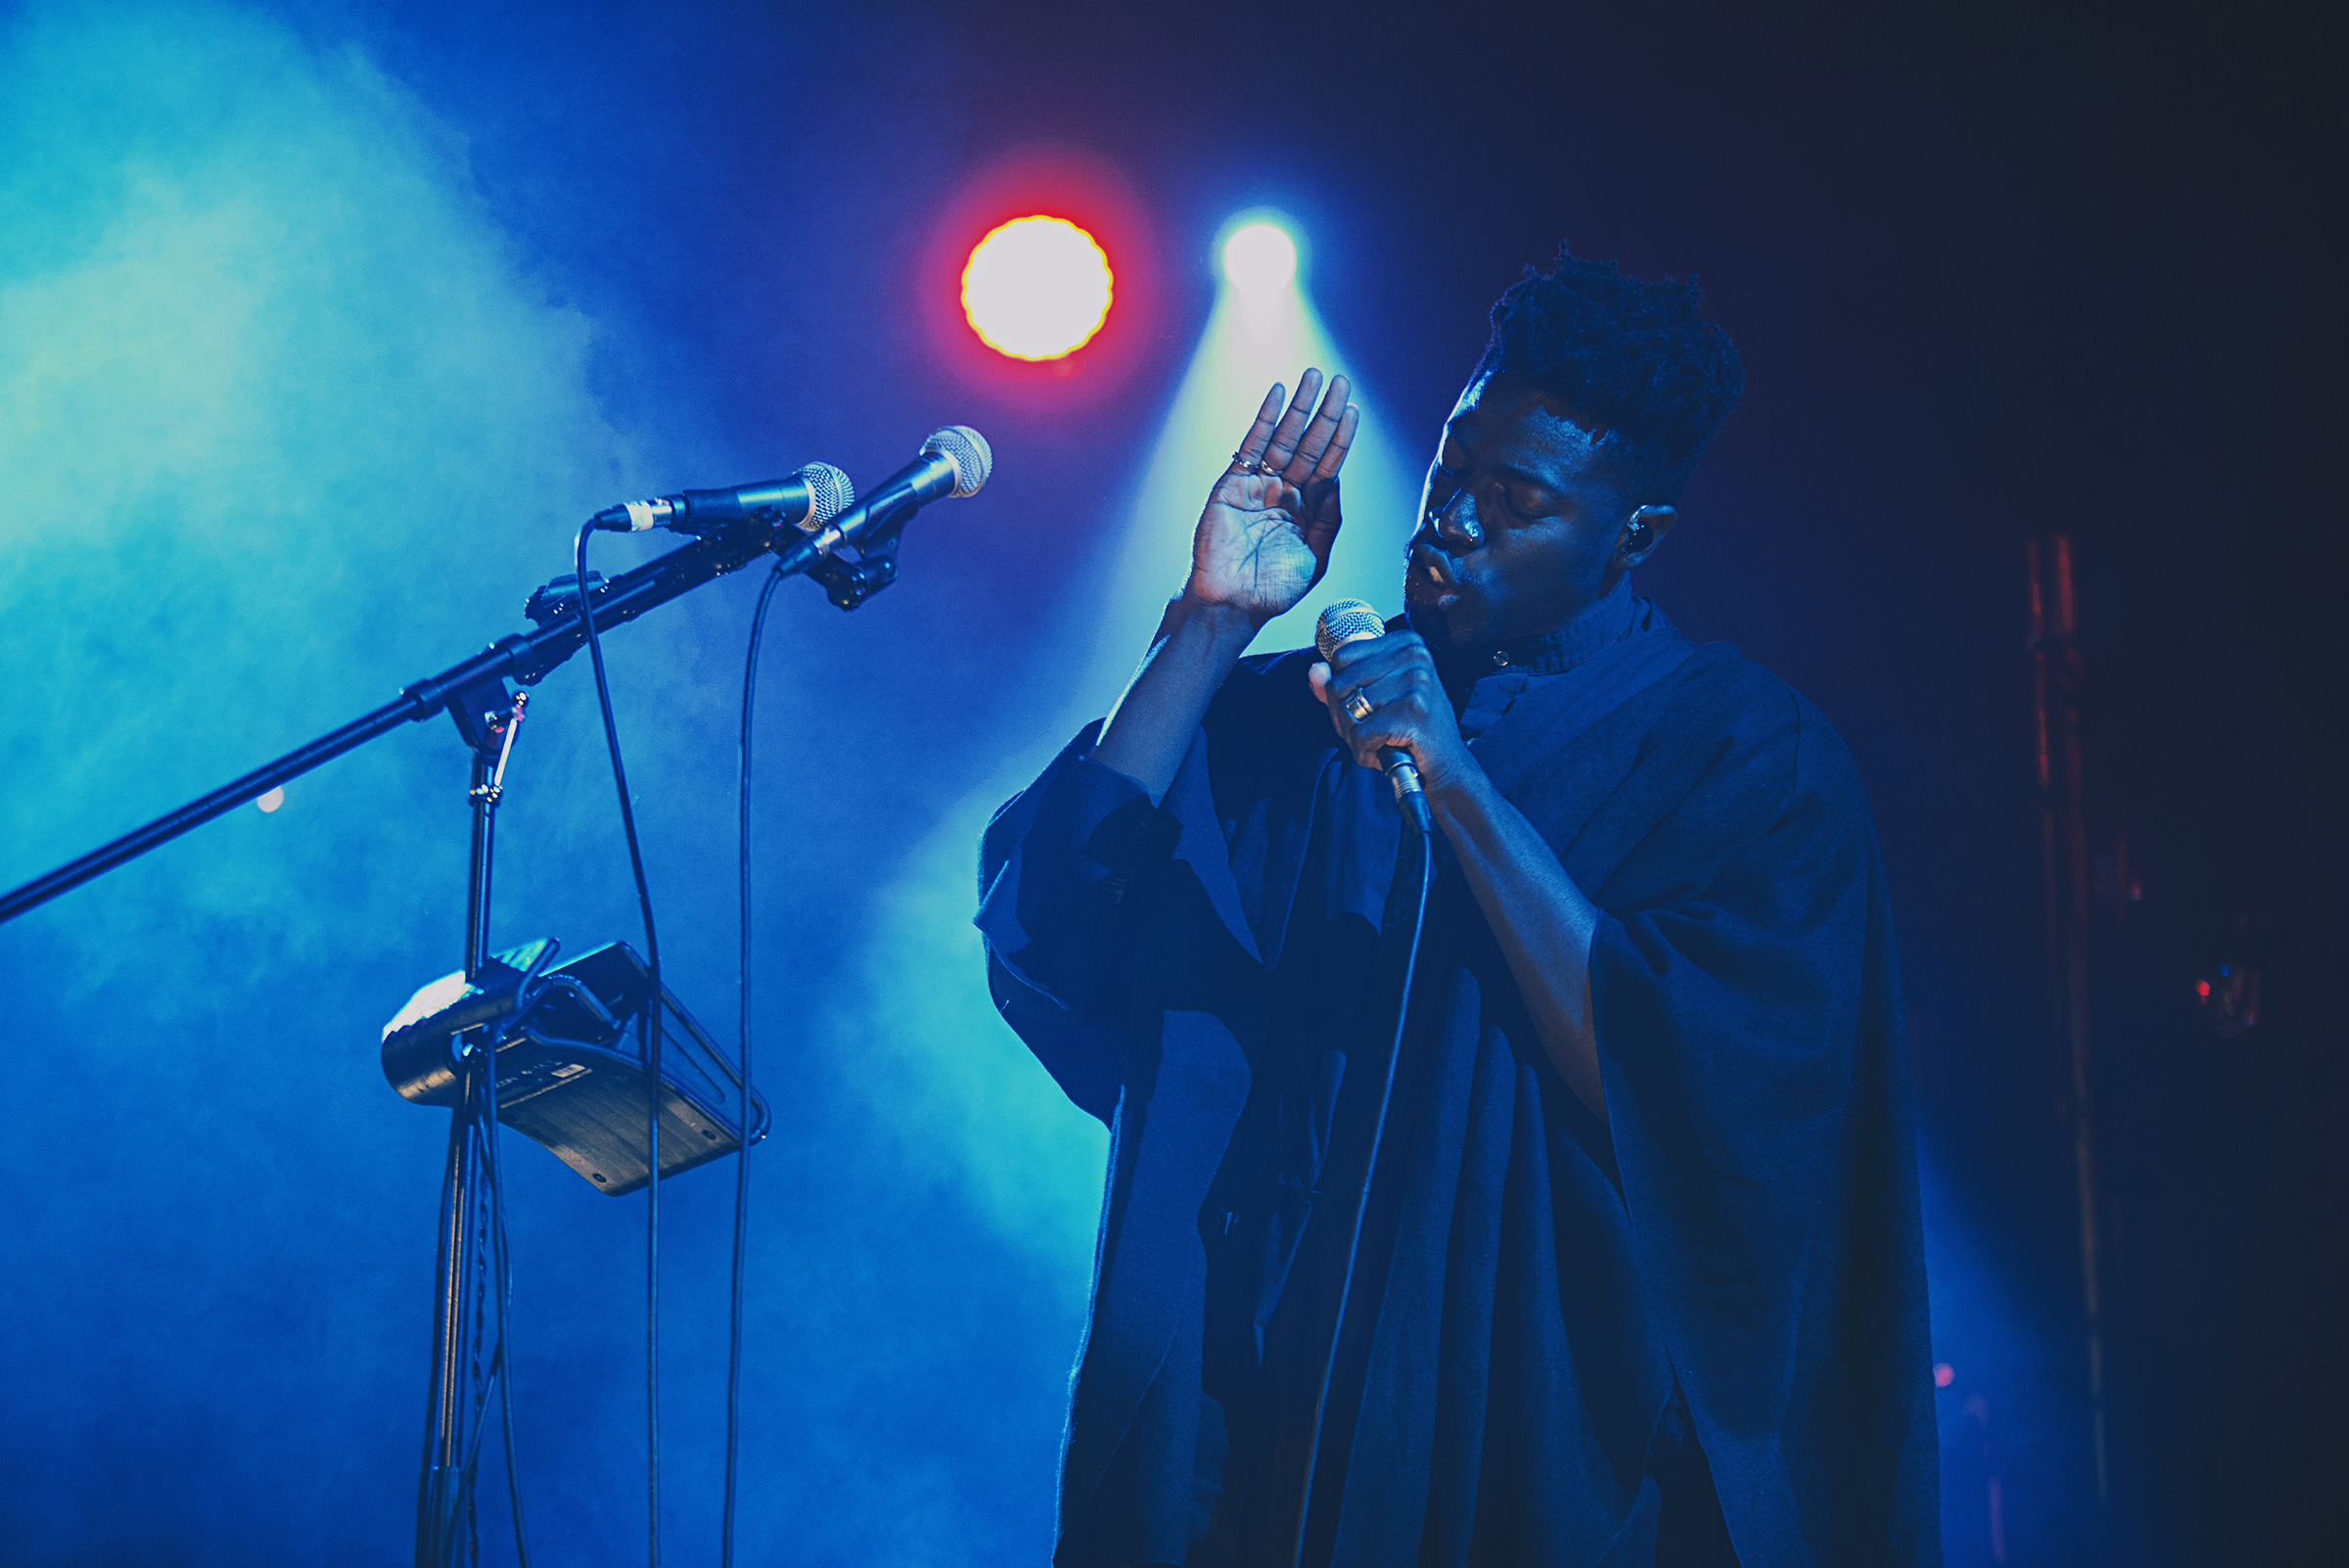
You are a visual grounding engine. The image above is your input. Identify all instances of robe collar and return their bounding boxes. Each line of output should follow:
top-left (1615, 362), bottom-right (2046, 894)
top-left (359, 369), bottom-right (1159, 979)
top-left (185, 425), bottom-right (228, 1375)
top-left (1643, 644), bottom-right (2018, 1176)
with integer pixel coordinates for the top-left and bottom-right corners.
top-left (1412, 574), bottom-right (1646, 709)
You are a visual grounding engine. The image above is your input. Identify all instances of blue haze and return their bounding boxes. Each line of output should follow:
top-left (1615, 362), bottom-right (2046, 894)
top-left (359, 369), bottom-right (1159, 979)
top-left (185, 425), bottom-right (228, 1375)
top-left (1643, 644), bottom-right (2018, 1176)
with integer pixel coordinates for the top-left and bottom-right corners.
top-left (0, 4), bottom-right (1106, 1562)
top-left (0, 3), bottom-right (2058, 1564)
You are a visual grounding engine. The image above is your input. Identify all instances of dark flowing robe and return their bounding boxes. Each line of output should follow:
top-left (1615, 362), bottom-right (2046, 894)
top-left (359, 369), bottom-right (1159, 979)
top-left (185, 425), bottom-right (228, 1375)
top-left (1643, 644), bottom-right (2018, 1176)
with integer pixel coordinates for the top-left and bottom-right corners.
top-left (976, 598), bottom-right (1937, 1567)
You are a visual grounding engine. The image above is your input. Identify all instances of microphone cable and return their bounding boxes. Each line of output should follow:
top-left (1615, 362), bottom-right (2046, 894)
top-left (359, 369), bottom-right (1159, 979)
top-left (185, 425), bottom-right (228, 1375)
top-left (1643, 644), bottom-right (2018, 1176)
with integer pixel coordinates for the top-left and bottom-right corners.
top-left (572, 521), bottom-right (667, 1568)
top-left (1288, 823), bottom-right (1437, 1568)
top-left (722, 562), bottom-right (787, 1567)
top-left (452, 1052), bottom-right (531, 1567)
top-left (481, 1050), bottom-right (533, 1568)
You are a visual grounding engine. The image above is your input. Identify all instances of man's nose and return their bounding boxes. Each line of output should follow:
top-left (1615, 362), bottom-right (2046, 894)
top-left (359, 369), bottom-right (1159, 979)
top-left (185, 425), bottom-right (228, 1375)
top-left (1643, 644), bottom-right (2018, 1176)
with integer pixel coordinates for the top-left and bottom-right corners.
top-left (1431, 484), bottom-right (1482, 551)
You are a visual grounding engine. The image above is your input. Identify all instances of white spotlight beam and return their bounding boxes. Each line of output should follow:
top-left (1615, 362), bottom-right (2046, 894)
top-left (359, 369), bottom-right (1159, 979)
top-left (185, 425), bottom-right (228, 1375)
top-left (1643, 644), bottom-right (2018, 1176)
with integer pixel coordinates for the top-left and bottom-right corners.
top-left (1074, 274), bottom-right (1418, 718)
top-left (820, 254), bottom-right (1424, 1277)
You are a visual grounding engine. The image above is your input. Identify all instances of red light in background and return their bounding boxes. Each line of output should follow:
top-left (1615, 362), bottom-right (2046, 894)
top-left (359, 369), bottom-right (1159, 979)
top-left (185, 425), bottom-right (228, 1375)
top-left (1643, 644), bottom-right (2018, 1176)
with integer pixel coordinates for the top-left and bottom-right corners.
top-left (961, 215), bottom-right (1113, 361)
top-left (919, 145), bottom-right (1162, 409)
top-left (2195, 979), bottom-right (2212, 997)
top-left (1934, 1362), bottom-right (1956, 1388)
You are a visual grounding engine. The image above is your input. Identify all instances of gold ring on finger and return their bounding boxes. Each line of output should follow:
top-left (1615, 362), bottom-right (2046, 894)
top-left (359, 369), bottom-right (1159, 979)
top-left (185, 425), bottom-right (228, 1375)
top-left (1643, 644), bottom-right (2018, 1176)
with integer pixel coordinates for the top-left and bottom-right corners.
top-left (1345, 691), bottom-right (1376, 723)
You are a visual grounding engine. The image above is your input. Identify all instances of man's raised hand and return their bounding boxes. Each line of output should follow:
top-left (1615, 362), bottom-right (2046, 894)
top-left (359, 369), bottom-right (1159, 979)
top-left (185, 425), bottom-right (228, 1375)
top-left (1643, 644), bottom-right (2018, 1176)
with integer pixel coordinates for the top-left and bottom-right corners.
top-left (1182, 370), bottom-right (1359, 626)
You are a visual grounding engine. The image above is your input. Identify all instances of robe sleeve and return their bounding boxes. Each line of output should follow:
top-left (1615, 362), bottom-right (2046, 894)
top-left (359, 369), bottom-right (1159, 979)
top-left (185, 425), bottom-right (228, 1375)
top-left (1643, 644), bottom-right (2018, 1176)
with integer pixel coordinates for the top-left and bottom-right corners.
top-left (977, 721), bottom-right (1266, 1126)
top-left (977, 697), bottom-right (1309, 1565)
top-left (1587, 692), bottom-right (1932, 1560)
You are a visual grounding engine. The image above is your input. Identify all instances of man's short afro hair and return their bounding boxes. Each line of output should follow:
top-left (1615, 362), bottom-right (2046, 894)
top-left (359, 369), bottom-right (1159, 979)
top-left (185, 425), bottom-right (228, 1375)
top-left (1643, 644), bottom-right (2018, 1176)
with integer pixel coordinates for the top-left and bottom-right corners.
top-left (1476, 243), bottom-right (1744, 504)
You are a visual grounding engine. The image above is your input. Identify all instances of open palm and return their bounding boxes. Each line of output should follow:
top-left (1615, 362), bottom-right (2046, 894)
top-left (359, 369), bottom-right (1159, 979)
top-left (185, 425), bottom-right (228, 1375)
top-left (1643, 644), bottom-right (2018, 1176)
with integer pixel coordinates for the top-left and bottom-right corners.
top-left (1187, 370), bottom-right (1359, 624)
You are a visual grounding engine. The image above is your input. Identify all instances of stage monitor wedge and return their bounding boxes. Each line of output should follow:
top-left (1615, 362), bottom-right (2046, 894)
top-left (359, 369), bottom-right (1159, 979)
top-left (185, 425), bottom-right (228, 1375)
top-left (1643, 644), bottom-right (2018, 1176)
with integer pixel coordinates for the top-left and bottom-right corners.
top-left (383, 939), bottom-right (767, 1196)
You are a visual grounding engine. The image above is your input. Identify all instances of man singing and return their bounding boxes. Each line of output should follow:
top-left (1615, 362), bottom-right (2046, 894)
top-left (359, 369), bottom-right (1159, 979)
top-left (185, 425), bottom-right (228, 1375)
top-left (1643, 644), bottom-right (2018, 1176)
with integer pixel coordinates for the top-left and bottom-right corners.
top-left (978, 247), bottom-right (1936, 1567)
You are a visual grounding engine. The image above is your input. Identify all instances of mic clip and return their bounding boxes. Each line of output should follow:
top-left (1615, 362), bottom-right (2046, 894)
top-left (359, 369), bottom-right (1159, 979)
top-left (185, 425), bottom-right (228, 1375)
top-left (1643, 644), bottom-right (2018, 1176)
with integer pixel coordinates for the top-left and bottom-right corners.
top-left (806, 530), bottom-right (900, 612)
top-left (524, 572), bottom-right (608, 627)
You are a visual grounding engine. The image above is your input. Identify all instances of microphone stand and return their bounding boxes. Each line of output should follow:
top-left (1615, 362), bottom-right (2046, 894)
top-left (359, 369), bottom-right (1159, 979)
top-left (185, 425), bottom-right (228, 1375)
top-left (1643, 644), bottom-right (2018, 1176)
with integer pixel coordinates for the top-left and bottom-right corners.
top-left (0, 508), bottom-right (838, 1568)
top-left (0, 513), bottom-right (815, 927)
top-left (418, 696), bottom-right (525, 1568)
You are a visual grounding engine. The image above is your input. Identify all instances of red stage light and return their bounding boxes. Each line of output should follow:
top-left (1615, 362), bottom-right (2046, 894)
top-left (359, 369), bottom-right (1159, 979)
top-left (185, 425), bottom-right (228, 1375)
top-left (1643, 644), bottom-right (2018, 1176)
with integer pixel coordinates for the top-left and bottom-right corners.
top-left (962, 215), bottom-right (1113, 361)
top-left (919, 146), bottom-right (1161, 409)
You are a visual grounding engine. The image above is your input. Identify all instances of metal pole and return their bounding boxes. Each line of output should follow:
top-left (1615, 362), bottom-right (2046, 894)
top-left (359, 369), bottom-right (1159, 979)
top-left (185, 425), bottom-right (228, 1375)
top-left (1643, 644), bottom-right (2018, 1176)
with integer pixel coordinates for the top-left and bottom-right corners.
top-left (0, 515), bottom-right (796, 928)
top-left (416, 717), bottom-right (516, 1568)
top-left (2027, 534), bottom-right (2109, 1502)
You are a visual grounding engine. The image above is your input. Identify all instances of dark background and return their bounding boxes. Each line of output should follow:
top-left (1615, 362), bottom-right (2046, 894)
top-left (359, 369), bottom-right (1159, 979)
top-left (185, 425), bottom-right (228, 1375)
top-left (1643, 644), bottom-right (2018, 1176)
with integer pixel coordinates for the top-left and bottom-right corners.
top-left (1, 1), bottom-right (2339, 1563)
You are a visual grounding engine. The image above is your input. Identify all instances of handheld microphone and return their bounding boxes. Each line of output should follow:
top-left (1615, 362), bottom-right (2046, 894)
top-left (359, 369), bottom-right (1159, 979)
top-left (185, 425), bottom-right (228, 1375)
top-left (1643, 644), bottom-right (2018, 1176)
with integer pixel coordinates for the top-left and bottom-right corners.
top-left (592, 462), bottom-right (855, 536)
top-left (1316, 599), bottom-right (1433, 834)
top-left (783, 425), bottom-right (992, 566)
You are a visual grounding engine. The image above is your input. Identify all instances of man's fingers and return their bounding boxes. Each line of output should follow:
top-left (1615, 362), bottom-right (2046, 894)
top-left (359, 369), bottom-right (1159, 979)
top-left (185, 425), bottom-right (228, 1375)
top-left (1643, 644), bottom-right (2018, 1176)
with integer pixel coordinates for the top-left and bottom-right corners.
top-left (1349, 704), bottom-right (1437, 772)
top-left (1233, 383), bottom-right (1285, 464)
top-left (1288, 376), bottom-right (1353, 479)
top-left (1261, 368), bottom-right (1324, 468)
top-left (1215, 466), bottom-right (1290, 506)
top-left (1327, 668), bottom-right (1417, 718)
top-left (1325, 630), bottom-right (1426, 677)
top-left (1312, 403), bottom-right (1360, 482)
top-left (1209, 468), bottom-right (1268, 509)
top-left (1327, 665), bottom-right (1408, 712)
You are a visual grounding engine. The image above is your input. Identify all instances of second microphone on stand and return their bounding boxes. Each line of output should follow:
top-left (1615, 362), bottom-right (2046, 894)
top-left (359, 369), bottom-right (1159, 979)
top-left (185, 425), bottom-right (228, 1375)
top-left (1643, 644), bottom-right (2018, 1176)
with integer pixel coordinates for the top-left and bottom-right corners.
top-left (772, 427), bottom-right (992, 611)
top-left (794, 426), bottom-right (991, 558)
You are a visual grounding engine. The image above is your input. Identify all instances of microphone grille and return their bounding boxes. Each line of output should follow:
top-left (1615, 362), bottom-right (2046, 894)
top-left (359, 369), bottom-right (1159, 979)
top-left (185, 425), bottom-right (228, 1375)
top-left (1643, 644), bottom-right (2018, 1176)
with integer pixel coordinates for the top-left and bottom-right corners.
top-left (1315, 599), bottom-right (1388, 661)
top-left (923, 425), bottom-right (992, 498)
top-left (796, 462), bottom-right (855, 532)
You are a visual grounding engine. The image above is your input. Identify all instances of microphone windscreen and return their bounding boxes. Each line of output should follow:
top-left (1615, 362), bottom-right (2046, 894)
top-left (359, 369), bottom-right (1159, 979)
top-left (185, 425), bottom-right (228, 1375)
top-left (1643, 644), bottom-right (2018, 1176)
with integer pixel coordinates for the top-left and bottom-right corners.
top-left (796, 463), bottom-right (855, 533)
top-left (1315, 599), bottom-right (1388, 661)
top-left (924, 425), bottom-right (993, 497)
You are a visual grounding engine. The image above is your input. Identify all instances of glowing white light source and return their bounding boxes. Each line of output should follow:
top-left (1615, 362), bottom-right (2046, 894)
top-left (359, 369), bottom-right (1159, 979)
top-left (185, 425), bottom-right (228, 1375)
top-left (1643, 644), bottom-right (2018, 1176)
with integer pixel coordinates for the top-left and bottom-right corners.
top-left (961, 215), bottom-right (1114, 361)
top-left (1221, 222), bottom-right (1297, 295)
top-left (254, 786), bottom-right (285, 812)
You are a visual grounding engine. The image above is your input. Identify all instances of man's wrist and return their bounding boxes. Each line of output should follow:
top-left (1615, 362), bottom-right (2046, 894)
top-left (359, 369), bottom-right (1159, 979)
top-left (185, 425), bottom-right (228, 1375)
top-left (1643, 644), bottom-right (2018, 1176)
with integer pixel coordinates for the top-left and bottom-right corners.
top-left (1167, 588), bottom-right (1270, 650)
top-left (1425, 746), bottom-right (1496, 826)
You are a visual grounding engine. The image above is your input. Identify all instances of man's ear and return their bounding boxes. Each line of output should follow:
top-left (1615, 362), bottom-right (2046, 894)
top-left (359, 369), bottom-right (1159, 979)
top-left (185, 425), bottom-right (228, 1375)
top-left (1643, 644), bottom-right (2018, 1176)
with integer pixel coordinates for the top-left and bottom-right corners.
top-left (1620, 504), bottom-right (1677, 567)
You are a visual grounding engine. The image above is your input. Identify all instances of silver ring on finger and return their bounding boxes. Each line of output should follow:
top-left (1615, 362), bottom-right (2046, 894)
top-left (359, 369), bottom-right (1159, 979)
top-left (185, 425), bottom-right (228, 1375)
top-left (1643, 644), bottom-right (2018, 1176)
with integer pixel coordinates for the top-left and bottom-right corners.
top-left (1345, 690), bottom-right (1376, 723)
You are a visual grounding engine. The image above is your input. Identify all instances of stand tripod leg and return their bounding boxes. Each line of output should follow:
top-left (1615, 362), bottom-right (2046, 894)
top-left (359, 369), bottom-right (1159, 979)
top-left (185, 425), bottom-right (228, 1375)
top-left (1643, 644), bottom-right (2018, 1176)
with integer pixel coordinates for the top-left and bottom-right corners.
top-left (418, 1073), bottom-right (484, 1568)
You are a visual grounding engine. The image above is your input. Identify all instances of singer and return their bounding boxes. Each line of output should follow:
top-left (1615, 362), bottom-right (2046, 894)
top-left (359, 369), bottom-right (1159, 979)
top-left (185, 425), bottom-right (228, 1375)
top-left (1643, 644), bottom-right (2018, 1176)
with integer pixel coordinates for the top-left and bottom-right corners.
top-left (978, 247), bottom-right (1935, 1566)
